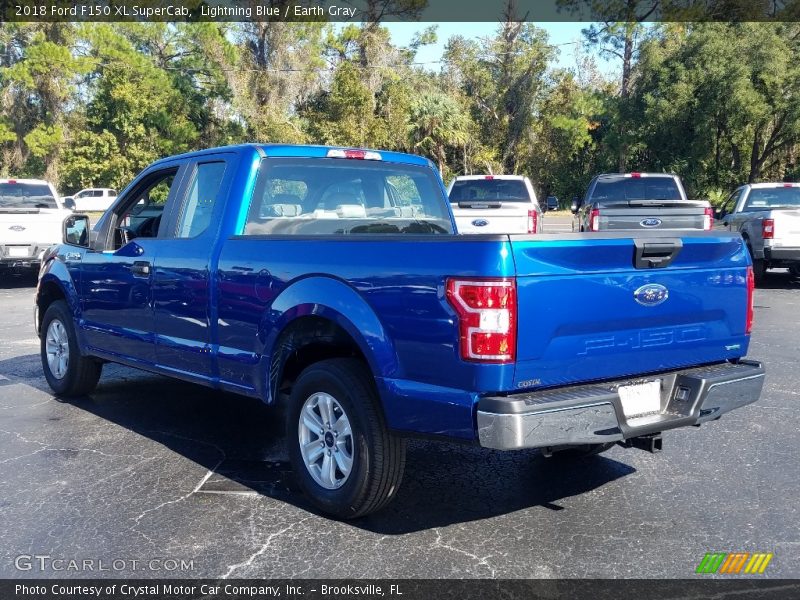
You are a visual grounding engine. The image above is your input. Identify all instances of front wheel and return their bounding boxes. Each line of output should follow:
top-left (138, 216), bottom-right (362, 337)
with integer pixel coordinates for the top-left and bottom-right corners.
top-left (40, 300), bottom-right (102, 396)
top-left (286, 358), bottom-right (406, 519)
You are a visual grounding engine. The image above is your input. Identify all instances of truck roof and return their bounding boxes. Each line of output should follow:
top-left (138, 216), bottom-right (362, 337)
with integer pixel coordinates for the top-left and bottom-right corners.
top-left (595, 172), bottom-right (678, 180)
top-left (452, 174), bottom-right (527, 181)
top-left (746, 182), bottom-right (800, 189)
top-left (150, 143), bottom-right (434, 168)
top-left (0, 178), bottom-right (54, 185)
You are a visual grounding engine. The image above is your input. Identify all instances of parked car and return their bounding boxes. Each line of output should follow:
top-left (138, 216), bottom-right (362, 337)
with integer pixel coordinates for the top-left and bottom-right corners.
top-left (572, 173), bottom-right (713, 232)
top-left (37, 144), bottom-right (763, 518)
top-left (0, 178), bottom-right (71, 274)
top-left (716, 182), bottom-right (800, 284)
top-left (447, 174), bottom-right (542, 234)
top-left (545, 195), bottom-right (559, 211)
top-left (63, 187), bottom-right (117, 212)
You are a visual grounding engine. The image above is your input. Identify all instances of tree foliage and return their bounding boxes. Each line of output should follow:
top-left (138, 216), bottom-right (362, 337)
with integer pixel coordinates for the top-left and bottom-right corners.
top-left (1, 18), bottom-right (799, 202)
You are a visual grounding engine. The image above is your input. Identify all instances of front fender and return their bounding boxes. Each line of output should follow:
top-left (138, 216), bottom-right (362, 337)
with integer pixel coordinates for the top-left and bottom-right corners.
top-left (259, 275), bottom-right (400, 389)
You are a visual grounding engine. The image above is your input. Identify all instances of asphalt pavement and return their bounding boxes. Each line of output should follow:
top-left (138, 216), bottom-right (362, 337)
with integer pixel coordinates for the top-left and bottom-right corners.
top-left (0, 269), bottom-right (798, 579)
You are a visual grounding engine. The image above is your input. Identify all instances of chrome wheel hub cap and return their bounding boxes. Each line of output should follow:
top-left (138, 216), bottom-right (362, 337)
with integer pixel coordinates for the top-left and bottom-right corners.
top-left (45, 319), bottom-right (69, 380)
top-left (298, 392), bottom-right (353, 490)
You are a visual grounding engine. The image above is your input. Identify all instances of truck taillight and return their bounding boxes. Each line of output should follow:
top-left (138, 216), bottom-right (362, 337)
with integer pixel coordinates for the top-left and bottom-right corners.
top-left (762, 218), bottom-right (774, 239)
top-left (703, 207), bottom-right (714, 231)
top-left (589, 208), bottom-right (600, 232)
top-left (446, 278), bottom-right (517, 363)
top-left (746, 265), bottom-right (755, 334)
top-left (527, 209), bottom-right (538, 233)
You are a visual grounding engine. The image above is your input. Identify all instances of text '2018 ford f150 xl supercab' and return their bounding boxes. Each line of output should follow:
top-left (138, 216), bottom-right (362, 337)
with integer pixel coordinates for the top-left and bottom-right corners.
top-left (37, 144), bottom-right (764, 518)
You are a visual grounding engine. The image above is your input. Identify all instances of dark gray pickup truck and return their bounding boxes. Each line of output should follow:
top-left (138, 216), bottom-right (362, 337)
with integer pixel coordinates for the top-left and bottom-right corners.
top-left (572, 173), bottom-right (713, 232)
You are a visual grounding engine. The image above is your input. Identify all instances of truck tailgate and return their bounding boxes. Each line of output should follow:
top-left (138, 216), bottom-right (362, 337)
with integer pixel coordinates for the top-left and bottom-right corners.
top-left (597, 200), bottom-right (709, 231)
top-left (510, 233), bottom-right (751, 389)
top-left (451, 203), bottom-right (531, 234)
top-left (773, 208), bottom-right (800, 246)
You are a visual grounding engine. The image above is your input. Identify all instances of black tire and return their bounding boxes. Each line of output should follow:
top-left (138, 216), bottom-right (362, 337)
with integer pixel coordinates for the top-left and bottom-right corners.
top-left (286, 358), bottom-right (406, 519)
top-left (40, 300), bottom-right (101, 397)
top-left (550, 442), bottom-right (616, 459)
top-left (746, 242), bottom-right (766, 285)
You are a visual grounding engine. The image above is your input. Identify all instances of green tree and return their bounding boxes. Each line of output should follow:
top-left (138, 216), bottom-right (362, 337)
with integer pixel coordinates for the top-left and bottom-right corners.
top-left (0, 23), bottom-right (88, 183)
top-left (408, 93), bottom-right (470, 178)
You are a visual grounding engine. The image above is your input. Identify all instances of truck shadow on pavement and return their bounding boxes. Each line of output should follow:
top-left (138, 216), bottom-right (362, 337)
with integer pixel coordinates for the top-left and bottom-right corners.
top-left (1, 356), bottom-right (636, 533)
top-left (756, 270), bottom-right (799, 290)
top-left (0, 273), bottom-right (38, 289)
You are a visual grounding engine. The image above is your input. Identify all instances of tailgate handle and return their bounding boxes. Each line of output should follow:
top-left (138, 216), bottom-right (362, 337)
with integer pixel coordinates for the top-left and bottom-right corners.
top-left (633, 238), bottom-right (683, 269)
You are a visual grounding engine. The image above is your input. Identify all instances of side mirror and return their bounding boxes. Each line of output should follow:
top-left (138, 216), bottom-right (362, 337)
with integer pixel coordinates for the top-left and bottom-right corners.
top-left (63, 197), bottom-right (75, 210)
top-left (63, 214), bottom-right (90, 247)
top-left (570, 198), bottom-right (580, 214)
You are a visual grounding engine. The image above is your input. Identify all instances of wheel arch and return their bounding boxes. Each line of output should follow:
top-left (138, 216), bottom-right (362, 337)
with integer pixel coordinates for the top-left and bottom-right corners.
top-left (36, 262), bottom-right (79, 336)
top-left (257, 276), bottom-right (400, 408)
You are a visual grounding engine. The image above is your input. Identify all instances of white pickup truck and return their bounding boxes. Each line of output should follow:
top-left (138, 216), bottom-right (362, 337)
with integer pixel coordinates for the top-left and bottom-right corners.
top-left (447, 175), bottom-right (542, 234)
top-left (1, 178), bottom-right (71, 274)
top-left (717, 182), bottom-right (800, 283)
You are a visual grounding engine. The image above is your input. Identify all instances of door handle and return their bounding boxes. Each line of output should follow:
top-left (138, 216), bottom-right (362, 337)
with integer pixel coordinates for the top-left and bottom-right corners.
top-left (131, 260), bottom-right (151, 277)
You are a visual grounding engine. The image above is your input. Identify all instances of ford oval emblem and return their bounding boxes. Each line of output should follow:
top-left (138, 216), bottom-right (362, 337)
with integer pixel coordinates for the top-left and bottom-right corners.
top-left (634, 283), bottom-right (669, 306)
top-left (9, 225), bottom-right (25, 232)
top-left (640, 218), bottom-right (662, 228)
top-left (472, 219), bottom-right (489, 227)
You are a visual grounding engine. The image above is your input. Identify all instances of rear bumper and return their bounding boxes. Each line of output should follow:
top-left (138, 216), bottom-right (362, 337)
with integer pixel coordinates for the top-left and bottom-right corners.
top-left (0, 257), bottom-right (41, 271)
top-left (764, 246), bottom-right (800, 262)
top-left (476, 360), bottom-right (765, 450)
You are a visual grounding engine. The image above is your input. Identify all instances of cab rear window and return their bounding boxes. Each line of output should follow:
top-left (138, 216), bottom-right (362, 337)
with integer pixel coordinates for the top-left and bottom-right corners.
top-left (449, 179), bottom-right (530, 202)
top-left (0, 182), bottom-right (57, 209)
top-left (242, 158), bottom-right (453, 235)
top-left (591, 177), bottom-right (681, 201)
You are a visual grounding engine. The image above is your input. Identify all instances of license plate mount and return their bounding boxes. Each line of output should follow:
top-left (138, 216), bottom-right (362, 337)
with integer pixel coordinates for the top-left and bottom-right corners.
top-left (7, 247), bottom-right (29, 258)
top-left (618, 380), bottom-right (662, 418)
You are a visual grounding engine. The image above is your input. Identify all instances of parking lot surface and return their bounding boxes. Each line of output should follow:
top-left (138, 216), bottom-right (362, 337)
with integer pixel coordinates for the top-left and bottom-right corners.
top-left (1, 272), bottom-right (798, 579)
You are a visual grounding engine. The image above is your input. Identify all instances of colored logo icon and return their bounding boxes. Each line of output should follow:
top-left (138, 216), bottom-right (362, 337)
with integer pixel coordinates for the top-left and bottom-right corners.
top-left (696, 552), bottom-right (773, 574)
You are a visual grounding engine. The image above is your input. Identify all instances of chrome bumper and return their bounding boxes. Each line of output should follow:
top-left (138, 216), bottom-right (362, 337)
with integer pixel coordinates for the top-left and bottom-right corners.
top-left (476, 361), bottom-right (765, 450)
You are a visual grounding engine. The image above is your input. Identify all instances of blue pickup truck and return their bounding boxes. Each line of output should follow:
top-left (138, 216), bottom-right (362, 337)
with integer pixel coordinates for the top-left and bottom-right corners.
top-left (36, 144), bottom-right (765, 518)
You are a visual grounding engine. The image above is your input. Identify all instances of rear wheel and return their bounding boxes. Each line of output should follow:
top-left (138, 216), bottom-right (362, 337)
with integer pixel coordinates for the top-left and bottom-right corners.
top-left (549, 442), bottom-right (616, 459)
top-left (745, 242), bottom-right (766, 285)
top-left (40, 300), bottom-right (102, 396)
top-left (286, 358), bottom-right (406, 519)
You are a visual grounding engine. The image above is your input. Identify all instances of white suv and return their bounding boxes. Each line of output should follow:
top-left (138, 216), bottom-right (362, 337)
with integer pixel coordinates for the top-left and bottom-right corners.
top-left (1, 178), bottom-right (70, 274)
top-left (64, 187), bottom-right (117, 212)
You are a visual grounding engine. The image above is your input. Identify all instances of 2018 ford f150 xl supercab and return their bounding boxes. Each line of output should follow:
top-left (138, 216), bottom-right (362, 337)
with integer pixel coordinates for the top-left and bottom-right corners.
top-left (36, 144), bottom-right (764, 518)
